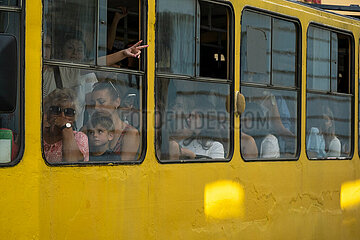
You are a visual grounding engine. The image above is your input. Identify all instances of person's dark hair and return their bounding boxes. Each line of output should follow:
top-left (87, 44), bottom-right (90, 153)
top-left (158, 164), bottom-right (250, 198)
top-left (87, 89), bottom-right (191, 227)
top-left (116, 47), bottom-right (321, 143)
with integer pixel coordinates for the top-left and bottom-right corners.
top-left (88, 110), bottom-right (115, 133)
top-left (63, 31), bottom-right (86, 48)
top-left (92, 80), bottom-right (121, 101)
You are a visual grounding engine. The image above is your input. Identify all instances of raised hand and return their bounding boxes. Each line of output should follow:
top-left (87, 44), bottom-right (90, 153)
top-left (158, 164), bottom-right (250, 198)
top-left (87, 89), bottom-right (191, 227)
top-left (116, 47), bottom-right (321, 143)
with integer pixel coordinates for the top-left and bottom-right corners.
top-left (122, 40), bottom-right (149, 59)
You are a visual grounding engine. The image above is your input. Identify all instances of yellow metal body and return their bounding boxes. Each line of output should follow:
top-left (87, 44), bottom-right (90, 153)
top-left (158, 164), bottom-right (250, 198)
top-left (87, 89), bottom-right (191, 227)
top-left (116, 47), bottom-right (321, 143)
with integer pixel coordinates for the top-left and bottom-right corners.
top-left (0, 0), bottom-right (359, 239)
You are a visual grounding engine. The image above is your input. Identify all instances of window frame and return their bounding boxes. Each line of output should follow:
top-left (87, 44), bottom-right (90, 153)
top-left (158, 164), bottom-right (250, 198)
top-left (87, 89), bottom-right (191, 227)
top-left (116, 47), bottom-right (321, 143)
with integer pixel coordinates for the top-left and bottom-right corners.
top-left (41, 0), bottom-right (148, 166)
top-left (305, 22), bottom-right (355, 161)
top-left (154, 0), bottom-right (235, 163)
top-left (239, 7), bottom-right (302, 162)
top-left (0, 3), bottom-right (25, 167)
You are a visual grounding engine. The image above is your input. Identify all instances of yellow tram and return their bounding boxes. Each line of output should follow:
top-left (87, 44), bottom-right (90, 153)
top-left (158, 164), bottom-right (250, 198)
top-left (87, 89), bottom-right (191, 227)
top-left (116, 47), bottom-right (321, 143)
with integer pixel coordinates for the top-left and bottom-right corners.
top-left (0, 0), bottom-right (360, 239)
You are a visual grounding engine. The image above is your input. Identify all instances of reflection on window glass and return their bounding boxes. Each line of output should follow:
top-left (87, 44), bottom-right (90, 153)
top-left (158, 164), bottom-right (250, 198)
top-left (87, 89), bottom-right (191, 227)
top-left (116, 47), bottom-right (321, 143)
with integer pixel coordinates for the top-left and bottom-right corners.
top-left (155, 78), bottom-right (230, 161)
top-left (156, 0), bottom-right (196, 75)
top-left (0, 10), bottom-right (21, 163)
top-left (156, 0), bottom-right (230, 78)
top-left (307, 27), bottom-right (331, 91)
top-left (0, 0), bottom-right (17, 7)
top-left (306, 94), bottom-right (351, 158)
top-left (44, 0), bottom-right (145, 66)
top-left (241, 11), bottom-right (271, 84)
top-left (272, 18), bottom-right (296, 87)
top-left (307, 26), bottom-right (350, 94)
top-left (306, 26), bottom-right (352, 159)
top-left (241, 87), bottom-right (297, 159)
top-left (240, 10), bottom-right (299, 160)
top-left (44, 0), bottom-right (96, 64)
top-left (43, 67), bottom-right (142, 164)
top-left (241, 11), bottom-right (297, 87)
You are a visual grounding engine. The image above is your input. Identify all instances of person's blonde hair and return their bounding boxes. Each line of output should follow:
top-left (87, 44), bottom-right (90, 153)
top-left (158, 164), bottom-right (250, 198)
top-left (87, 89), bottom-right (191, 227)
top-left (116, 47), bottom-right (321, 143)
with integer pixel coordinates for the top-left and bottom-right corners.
top-left (44, 88), bottom-right (79, 119)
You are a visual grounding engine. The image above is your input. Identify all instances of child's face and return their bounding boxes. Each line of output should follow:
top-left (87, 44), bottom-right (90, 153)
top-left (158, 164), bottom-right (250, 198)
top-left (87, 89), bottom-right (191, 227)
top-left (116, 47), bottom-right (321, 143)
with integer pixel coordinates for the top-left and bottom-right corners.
top-left (88, 124), bottom-right (113, 147)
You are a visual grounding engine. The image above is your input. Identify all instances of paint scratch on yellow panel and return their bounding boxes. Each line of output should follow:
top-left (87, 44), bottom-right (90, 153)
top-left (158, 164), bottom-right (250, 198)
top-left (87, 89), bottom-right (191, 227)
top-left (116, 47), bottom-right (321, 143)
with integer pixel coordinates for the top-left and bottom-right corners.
top-left (341, 179), bottom-right (360, 210)
top-left (204, 180), bottom-right (244, 220)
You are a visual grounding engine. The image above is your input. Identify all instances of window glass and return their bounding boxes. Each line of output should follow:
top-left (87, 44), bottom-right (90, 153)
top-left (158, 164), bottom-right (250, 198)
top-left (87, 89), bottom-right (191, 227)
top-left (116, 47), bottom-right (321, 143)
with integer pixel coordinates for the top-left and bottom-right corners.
top-left (98, 0), bottom-right (141, 69)
top-left (44, 0), bottom-right (96, 64)
top-left (155, 78), bottom-right (230, 161)
top-left (307, 27), bottom-right (331, 91)
top-left (240, 10), bottom-right (299, 160)
top-left (156, 0), bottom-right (196, 75)
top-left (43, 0), bottom-right (145, 164)
top-left (0, 0), bottom-right (17, 7)
top-left (241, 87), bottom-right (297, 159)
top-left (306, 94), bottom-right (351, 158)
top-left (43, 66), bottom-right (143, 163)
top-left (240, 11), bottom-right (271, 84)
top-left (156, 0), bottom-right (230, 78)
top-left (0, 10), bottom-right (22, 163)
top-left (200, 2), bottom-right (229, 79)
top-left (306, 26), bottom-right (353, 159)
top-left (272, 18), bottom-right (297, 87)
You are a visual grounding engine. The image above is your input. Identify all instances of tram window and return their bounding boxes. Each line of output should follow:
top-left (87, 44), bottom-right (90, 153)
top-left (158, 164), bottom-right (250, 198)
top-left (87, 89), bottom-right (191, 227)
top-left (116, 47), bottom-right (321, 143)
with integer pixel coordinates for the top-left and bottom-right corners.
top-left (44, 0), bottom-right (144, 68)
top-left (155, 0), bottom-right (233, 162)
top-left (43, 0), bottom-right (146, 165)
top-left (155, 78), bottom-right (231, 161)
top-left (241, 11), bottom-right (297, 87)
top-left (156, 0), bottom-right (231, 79)
top-left (240, 10), bottom-right (299, 160)
top-left (0, 9), bottom-right (23, 164)
top-left (306, 26), bottom-right (353, 159)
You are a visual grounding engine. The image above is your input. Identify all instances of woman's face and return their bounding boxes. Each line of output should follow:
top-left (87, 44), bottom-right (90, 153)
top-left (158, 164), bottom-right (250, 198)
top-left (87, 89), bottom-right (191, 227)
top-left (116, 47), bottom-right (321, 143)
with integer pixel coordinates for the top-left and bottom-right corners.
top-left (63, 39), bottom-right (85, 61)
top-left (187, 110), bottom-right (203, 135)
top-left (321, 115), bottom-right (333, 133)
top-left (91, 89), bottom-right (120, 114)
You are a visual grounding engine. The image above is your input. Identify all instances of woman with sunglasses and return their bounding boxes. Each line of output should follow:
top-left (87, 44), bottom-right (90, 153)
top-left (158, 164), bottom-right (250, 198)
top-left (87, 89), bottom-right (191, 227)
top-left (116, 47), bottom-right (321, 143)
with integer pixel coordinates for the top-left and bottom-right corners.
top-left (89, 81), bottom-right (139, 161)
top-left (43, 88), bottom-right (89, 163)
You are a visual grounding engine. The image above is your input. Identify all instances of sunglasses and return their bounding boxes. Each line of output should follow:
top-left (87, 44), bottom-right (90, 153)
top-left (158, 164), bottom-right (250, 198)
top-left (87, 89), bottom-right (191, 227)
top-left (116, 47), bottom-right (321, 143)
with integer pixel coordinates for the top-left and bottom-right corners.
top-left (48, 106), bottom-right (76, 117)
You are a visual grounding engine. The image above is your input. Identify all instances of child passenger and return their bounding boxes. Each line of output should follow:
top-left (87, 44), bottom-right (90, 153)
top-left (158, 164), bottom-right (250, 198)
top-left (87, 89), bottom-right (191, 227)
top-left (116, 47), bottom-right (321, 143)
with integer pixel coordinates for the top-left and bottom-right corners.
top-left (87, 110), bottom-right (117, 161)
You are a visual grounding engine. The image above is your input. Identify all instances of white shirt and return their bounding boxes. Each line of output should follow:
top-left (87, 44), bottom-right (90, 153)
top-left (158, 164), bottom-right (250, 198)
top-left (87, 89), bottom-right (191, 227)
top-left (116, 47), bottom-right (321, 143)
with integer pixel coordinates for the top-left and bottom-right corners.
top-left (306, 127), bottom-right (341, 158)
top-left (179, 139), bottom-right (224, 159)
top-left (260, 134), bottom-right (280, 158)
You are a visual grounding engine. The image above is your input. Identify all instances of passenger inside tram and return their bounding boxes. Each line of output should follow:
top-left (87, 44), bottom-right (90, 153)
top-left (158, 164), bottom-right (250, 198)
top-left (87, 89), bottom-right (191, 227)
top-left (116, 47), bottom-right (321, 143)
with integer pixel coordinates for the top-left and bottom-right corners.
top-left (258, 91), bottom-right (295, 155)
top-left (240, 132), bottom-right (258, 159)
top-left (241, 102), bottom-right (280, 159)
top-left (43, 33), bottom-right (147, 129)
top-left (86, 110), bottom-right (116, 161)
top-left (43, 88), bottom-right (89, 163)
top-left (88, 81), bottom-right (140, 161)
top-left (168, 94), bottom-right (225, 160)
top-left (307, 106), bottom-right (341, 158)
top-left (177, 106), bottom-right (225, 159)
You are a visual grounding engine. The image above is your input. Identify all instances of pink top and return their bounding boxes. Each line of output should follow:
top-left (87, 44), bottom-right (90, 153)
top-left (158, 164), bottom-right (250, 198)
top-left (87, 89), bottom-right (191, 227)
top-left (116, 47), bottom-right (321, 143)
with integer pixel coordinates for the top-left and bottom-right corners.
top-left (44, 131), bottom-right (89, 163)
